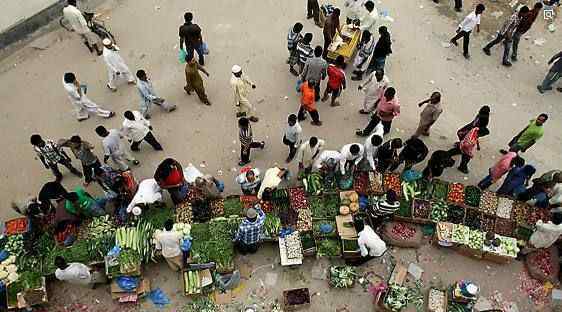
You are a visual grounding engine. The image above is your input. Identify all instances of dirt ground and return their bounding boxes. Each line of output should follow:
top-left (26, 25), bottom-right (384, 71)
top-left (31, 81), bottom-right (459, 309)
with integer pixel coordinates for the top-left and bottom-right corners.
top-left (1, 0), bottom-right (561, 310)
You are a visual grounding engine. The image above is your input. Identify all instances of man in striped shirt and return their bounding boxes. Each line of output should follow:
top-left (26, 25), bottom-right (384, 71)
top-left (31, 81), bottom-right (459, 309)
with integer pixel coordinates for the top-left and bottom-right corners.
top-left (369, 190), bottom-right (400, 219)
top-left (238, 117), bottom-right (265, 166)
top-left (296, 33), bottom-right (314, 73)
top-left (482, 6), bottom-right (529, 67)
top-left (30, 134), bottom-right (82, 181)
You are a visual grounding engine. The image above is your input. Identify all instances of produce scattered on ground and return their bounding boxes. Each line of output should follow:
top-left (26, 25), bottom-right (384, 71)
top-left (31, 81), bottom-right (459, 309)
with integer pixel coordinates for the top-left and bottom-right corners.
top-left (384, 283), bottom-right (422, 311)
top-left (317, 239), bottom-right (341, 257)
top-left (527, 208), bottom-right (550, 225)
top-left (464, 186), bottom-right (481, 207)
top-left (530, 248), bottom-right (553, 276)
top-left (446, 205), bottom-right (465, 224)
top-left (313, 220), bottom-right (337, 238)
top-left (430, 200), bottom-right (448, 222)
top-left (264, 213), bottom-right (281, 238)
top-left (181, 296), bottom-right (218, 312)
top-left (480, 215), bottom-right (496, 232)
top-left (368, 171), bottom-right (384, 194)
top-left (467, 229), bottom-right (485, 250)
top-left (431, 180), bottom-right (449, 200)
top-left (447, 183), bottom-right (465, 204)
top-left (289, 188), bottom-right (308, 210)
top-left (512, 201), bottom-right (530, 225)
top-left (384, 173), bottom-right (402, 197)
top-left (494, 218), bottom-right (515, 237)
top-left (223, 197), bottom-right (243, 216)
top-left (284, 232), bottom-right (302, 259)
top-left (464, 209), bottom-right (482, 229)
top-left (176, 202), bottom-right (193, 223)
top-left (428, 289), bottom-right (446, 312)
top-left (329, 266), bottom-right (357, 288)
top-left (353, 172), bottom-right (369, 195)
top-left (451, 224), bottom-right (470, 244)
top-left (412, 199), bottom-right (431, 219)
top-left (479, 191), bottom-right (498, 215)
top-left (496, 197), bottom-right (513, 219)
top-left (303, 173), bottom-right (324, 195)
top-left (209, 199), bottom-right (224, 217)
top-left (390, 222), bottom-right (416, 240)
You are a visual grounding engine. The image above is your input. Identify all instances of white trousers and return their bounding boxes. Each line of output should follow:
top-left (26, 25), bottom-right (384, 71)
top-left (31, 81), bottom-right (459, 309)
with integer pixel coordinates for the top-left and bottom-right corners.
top-left (72, 96), bottom-right (112, 120)
top-left (107, 69), bottom-right (134, 89)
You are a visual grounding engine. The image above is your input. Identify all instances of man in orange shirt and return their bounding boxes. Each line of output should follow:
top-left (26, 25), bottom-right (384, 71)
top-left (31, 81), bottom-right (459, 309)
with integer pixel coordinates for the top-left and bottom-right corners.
top-left (298, 81), bottom-right (322, 126)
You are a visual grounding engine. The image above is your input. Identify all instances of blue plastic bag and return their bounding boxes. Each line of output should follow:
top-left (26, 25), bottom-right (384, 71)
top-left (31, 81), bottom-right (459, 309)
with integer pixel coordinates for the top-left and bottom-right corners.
top-left (178, 49), bottom-right (187, 64)
top-left (107, 245), bottom-right (121, 257)
top-left (180, 238), bottom-right (192, 252)
top-left (401, 169), bottom-right (422, 183)
top-left (201, 42), bottom-right (210, 55)
top-left (295, 79), bottom-right (303, 93)
top-left (116, 276), bottom-right (139, 292)
top-left (148, 288), bottom-right (170, 307)
top-left (0, 250), bottom-right (9, 263)
top-left (214, 180), bottom-right (225, 193)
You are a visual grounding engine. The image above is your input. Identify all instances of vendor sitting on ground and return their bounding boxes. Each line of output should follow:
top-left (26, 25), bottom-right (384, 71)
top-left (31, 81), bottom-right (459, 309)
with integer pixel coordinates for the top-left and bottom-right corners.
top-left (64, 187), bottom-right (107, 218)
top-left (94, 165), bottom-right (137, 220)
top-left (233, 205), bottom-right (266, 254)
top-left (126, 178), bottom-right (163, 215)
top-left (257, 167), bottom-right (290, 199)
top-left (368, 190), bottom-right (400, 221)
top-left (38, 180), bottom-right (69, 212)
top-left (313, 150), bottom-right (343, 174)
top-left (154, 158), bottom-right (188, 205)
top-left (154, 219), bottom-right (183, 271)
top-left (349, 217), bottom-right (387, 265)
top-left (55, 256), bottom-right (107, 288)
top-left (236, 167), bottom-right (262, 195)
top-left (194, 175), bottom-right (223, 200)
top-left (529, 215), bottom-right (562, 249)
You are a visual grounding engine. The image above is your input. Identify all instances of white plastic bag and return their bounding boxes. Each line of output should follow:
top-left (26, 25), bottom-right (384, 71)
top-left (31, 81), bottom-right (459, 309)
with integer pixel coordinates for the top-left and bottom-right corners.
top-left (183, 163), bottom-right (204, 183)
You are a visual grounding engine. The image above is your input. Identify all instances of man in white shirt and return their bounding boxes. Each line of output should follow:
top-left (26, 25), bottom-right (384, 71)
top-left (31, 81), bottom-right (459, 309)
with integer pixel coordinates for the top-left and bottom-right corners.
top-left (313, 150), bottom-right (343, 173)
top-left (154, 220), bottom-right (183, 271)
top-left (236, 167), bottom-right (262, 195)
top-left (257, 167), bottom-right (289, 199)
top-left (349, 218), bottom-right (386, 265)
top-left (102, 38), bottom-right (135, 91)
top-left (136, 69), bottom-right (175, 118)
top-left (121, 110), bottom-right (163, 152)
top-left (358, 70), bottom-right (389, 115)
top-left (63, 72), bottom-right (114, 121)
top-left (340, 143), bottom-right (364, 175)
top-left (283, 114), bottom-right (302, 162)
top-left (55, 256), bottom-right (106, 288)
top-left (344, 0), bottom-right (367, 24)
top-left (295, 137), bottom-right (326, 173)
top-left (364, 122), bottom-right (384, 170)
top-left (359, 1), bottom-right (378, 34)
top-left (450, 4), bottom-right (486, 59)
top-left (63, 0), bottom-right (101, 55)
top-left (95, 125), bottom-right (139, 171)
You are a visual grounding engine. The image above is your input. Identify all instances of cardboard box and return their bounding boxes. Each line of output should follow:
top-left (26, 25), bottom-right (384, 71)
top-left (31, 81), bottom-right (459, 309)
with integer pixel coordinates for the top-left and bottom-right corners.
top-left (335, 215), bottom-right (357, 239)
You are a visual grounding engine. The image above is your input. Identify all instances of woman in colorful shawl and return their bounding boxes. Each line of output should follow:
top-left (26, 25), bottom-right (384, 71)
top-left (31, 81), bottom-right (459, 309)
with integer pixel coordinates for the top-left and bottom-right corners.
top-left (447, 127), bottom-right (489, 174)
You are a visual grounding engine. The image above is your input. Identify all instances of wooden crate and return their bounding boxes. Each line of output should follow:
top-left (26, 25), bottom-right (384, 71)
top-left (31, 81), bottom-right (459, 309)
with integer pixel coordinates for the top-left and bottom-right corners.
top-left (427, 288), bottom-right (448, 312)
top-left (283, 288), bottom-right (311, 311)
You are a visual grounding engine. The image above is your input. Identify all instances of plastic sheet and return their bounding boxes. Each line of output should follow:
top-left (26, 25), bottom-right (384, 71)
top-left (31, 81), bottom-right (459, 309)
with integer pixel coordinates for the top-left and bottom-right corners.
top-left (116, 276), bottom-right (138, 292)
top-left (148, 288), bottom-right (170, 307)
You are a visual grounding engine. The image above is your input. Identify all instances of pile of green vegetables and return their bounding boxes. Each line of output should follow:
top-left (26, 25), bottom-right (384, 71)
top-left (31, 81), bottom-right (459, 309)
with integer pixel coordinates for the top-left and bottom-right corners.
top-left (303, 173), bottom-right (324, 195)
top-left (87, 215), bottom-right (115, 239)
top-left (431, 180), bottom-right (449, 200)
top-left (397, 199), bottom-right (412, 218)
top-left (464, 186), bottom-right (482, 207)
top-left (317, 239), bottom-right (341, 257)
top-left (115, 220), bottom-right (155, 264)
top-left (223, 197), bottom-right (244, 216)
top-left (181, 296), bottom-right (218, 312)
top-left (430, 200), bottom-right (448, 222)
top-left (329, 266), bottom-right (357, 288)
top-left (118, 249), bottom-right (140, 273)
top-left (264, 213), bottom-right (281, 238)
top-left (190, 217), bottom-right (240, 271)
top-left (323, 195), bottom-right (340, 218)
top-left (309, 196), bottom-right (326, 219)
top-left (140, 205), bottom-right (174, 229)
top-left (384, 282), bottom-right (423, 312)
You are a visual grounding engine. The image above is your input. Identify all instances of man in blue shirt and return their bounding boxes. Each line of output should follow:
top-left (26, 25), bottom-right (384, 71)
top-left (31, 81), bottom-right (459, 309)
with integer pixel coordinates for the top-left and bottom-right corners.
top-left (234, 205), bottom-right (266, 254)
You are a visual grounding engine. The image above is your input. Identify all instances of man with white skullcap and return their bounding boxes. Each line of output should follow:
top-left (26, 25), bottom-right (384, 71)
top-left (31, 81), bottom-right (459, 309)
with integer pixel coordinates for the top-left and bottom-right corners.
top-left (230, 65), bottom-right (259, 122)
top-left (102, 38), bottom-right (135, 91)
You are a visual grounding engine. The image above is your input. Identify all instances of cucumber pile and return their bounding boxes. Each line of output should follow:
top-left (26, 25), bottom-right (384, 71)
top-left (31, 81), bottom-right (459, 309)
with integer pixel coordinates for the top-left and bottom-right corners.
top-left (303, 173), bottom-right (323, 195)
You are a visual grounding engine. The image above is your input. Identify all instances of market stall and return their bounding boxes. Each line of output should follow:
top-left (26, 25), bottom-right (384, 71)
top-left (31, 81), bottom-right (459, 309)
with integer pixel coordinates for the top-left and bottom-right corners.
top-left (326, 24), bottom-right (361, 64)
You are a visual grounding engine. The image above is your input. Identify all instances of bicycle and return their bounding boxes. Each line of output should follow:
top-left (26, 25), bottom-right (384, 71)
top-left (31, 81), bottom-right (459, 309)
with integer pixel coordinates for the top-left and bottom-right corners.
top-left (60, 12), bottom-right (116, 53)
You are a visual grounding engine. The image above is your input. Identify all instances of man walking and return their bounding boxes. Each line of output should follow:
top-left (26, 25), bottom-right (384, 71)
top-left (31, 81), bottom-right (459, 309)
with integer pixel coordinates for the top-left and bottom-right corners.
top-left (102, 38), bottom-right (135, 91)
top-left (179, 12), bottom-right (204, 65)
top-left (238, 117), bottom-right (265, 166)
top-left (95, 125), bottom-right (139, 171)
top-left (358, 69), bottom-right (389, 114)
top-left (322, 56), bottom-right (347, 107)
top-left (31, 134), bottom-right (82, 181)
top-left (307, 0), bottom-right (322, 26)
top-left (450, 4), bottom-right (485, 59)
top-left (287, 23), bottom-right (304, 75)
top-left (59, 135), bottom-right (101, 186)
top-left (508, 114), bottom-right (547, 153)
top-left (537, 50), bottom-right (562, 93)
top-left (511, 2), bottom-right (543, 62)
top-left (301, 46), bottom-right (328, 101)
top-left (413, 91), bottom-right (443, 137)
top-left (136, 70), bottom-right (175, 119)
top-left (299, 81), bottom-right (323, 126)
top-left (296, 33), bottom-right (314, 74)
top-left (184, 54), bottom-right (211, 105)
top-left (231, 65), bottom-right (259, 122)
top-left (482, 6), bottom-right (529, 67)
top-left (283, 114), bottom-right (302, 163)
top-left (359, 1), bottom-right (378, 35)
top-left (323, 9), bottom-right (341, 59)
top-left (63, 0), bottom-right (101, 55)
top-left (365, 26), bottom-right (392, 74)
top-left (63, 72), bottom-right (114, 121)
top-left (357, 87), bottom-right (400, 136)
top-left (121, 110), bottom-right (163, 152)
top-left (295, 137), bottom-right (326, 173)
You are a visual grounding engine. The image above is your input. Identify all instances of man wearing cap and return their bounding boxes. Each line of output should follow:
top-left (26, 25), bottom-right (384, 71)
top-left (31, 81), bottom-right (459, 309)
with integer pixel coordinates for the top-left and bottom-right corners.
top-left (230, 65), bottom-right (259, 122)
top-left (236, 167), bottom-right (262, 195)
top-left (102, 38), bottom-right (135, 92)
top-left (234, 205), bottom-right (266, 254)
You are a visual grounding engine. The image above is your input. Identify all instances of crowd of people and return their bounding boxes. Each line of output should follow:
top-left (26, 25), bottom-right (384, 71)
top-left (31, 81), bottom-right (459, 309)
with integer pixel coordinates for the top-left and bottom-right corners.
top-left (12, 0), bottom-right (562, 281)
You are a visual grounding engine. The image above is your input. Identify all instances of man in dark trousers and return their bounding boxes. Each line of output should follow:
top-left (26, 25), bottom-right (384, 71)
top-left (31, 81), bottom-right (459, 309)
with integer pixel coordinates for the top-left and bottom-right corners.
top-left (482, 6), bottom-right (529, 67)
top-left (537, 50), bottom-right (562, 93)
top-left (323, 8), bottom-right (341, 59)
top-left (307, 0), bottom-right (322, 26)
top-left (511, 2), bottom-right (543, 62)
top-left (179, 12), bottom-right (204, 65)
top-left (450, 4), bottom-right (485, 59)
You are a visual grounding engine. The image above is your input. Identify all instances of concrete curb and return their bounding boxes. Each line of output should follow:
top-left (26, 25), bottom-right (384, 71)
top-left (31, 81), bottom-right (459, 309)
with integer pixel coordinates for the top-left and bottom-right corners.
top-left (0, 0), bottom-right (65, 50)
